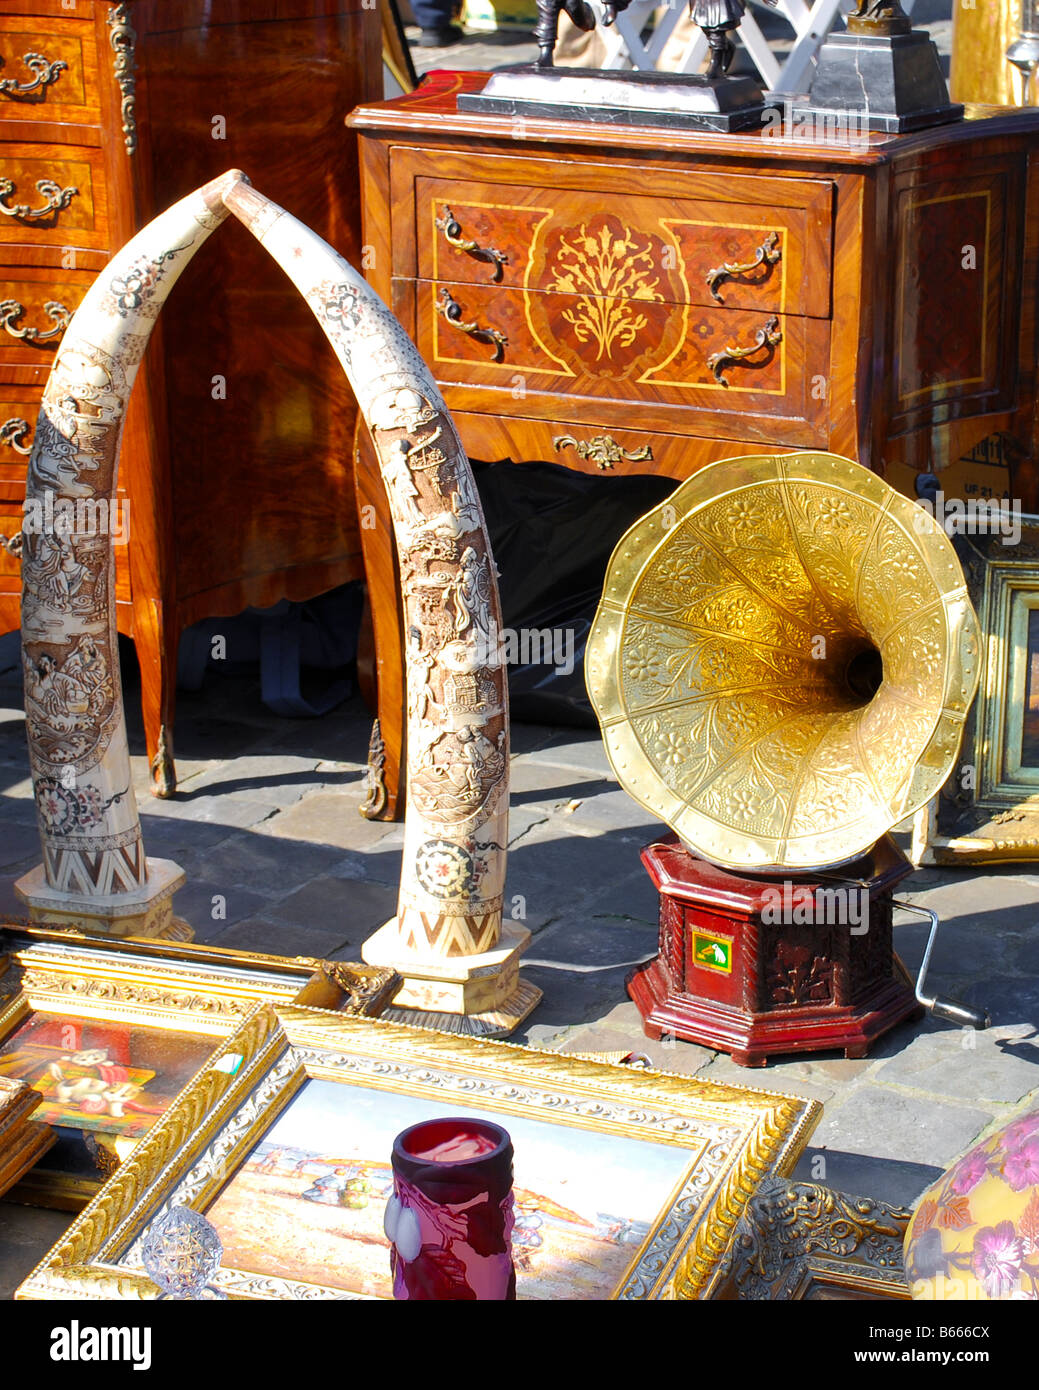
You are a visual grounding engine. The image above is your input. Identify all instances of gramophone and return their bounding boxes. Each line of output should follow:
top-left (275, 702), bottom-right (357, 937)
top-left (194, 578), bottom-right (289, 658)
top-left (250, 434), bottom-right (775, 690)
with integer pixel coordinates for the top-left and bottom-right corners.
top-left (586, 452), bottom-right (989, 1065)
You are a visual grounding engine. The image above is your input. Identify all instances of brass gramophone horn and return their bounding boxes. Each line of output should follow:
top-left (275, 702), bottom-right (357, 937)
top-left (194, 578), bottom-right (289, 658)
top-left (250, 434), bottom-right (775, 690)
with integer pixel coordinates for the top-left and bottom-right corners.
top-left (586, 452), bottom-right (981, 873)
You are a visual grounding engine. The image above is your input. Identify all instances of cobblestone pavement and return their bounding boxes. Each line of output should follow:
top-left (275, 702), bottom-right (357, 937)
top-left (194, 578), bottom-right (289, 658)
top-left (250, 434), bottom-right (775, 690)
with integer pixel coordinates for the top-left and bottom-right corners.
top-left (1, 605), bottom-right (1036, 1293)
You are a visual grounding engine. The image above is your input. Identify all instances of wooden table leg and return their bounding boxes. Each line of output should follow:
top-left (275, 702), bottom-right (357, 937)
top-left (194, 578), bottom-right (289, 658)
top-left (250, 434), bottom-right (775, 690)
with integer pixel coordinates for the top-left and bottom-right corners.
top-left (354, 423), bottom-right (405, 820)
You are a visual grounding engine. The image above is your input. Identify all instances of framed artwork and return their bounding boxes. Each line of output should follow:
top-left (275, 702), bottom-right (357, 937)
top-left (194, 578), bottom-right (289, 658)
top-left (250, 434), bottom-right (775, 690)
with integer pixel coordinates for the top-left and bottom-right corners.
top-left (913, 520), bottom-right (1039, 864)
top-left (712, 1180), bottom-right (912, 1301)
top-left (0, 931), bottom-right (396, 1209)
top-left (19, 1004), bottom-right (821, 1301)
top-left (0, 1075), bottom-right (55, 1200)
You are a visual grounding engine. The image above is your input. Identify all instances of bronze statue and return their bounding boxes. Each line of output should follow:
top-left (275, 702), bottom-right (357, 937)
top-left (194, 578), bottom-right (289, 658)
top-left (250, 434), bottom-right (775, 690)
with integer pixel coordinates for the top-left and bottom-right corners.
top-left (534, 0), bottom-right (598, 66)
top-left (534, 0), bottom-right (777, 78)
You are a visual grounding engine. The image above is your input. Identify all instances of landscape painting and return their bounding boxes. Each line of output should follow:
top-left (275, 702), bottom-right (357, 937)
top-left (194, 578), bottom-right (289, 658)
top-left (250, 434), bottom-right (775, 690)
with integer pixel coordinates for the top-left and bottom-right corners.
top-left (204, 1077), bottom-right (698, 1300)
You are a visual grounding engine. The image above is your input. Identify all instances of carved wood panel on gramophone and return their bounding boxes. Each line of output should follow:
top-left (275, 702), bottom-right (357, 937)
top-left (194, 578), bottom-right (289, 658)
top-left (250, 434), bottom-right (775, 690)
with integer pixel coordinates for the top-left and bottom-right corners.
top-left (0, 0), bottom-right (382, 796)
top-left (350, 72), bottom-right (1039, 817)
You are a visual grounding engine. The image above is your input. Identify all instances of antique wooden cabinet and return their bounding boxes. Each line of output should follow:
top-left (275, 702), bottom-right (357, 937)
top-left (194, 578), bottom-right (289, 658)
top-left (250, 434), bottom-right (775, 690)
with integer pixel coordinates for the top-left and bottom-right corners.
top-left (0, 0), bottom-right (381, 794)
top-left (350, 73), bottom-right (1039, 817)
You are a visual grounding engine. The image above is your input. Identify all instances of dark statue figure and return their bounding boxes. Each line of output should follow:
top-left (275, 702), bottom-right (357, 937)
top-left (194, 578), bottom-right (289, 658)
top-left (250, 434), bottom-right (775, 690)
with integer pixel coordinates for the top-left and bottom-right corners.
top-left (534, 0), bottom-right (777, 77)
top-left (848, 0), bottom-right (912, 34)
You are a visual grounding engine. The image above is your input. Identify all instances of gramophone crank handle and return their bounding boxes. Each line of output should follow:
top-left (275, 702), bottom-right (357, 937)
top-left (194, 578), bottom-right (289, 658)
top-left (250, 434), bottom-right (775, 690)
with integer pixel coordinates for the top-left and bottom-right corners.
top-left (435, 287), bottom-right (507, 363)
top-left (894, 899), bottom-right (990, 1030)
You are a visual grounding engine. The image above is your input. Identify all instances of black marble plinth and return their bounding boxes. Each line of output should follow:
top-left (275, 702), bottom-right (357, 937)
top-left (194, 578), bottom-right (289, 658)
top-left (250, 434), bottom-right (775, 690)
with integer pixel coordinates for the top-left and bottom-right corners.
top-left (457, 67), bottom-right (778, 133)
top-left (792, 30), bottom-right (963, 133)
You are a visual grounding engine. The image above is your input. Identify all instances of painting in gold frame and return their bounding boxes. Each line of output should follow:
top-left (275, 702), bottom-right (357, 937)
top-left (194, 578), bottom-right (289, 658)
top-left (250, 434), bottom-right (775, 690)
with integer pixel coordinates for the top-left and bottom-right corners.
top-left (0, 929), bottom-right (396, 1210)
top-left (18, 1003), bottom-right (821, 1301)
top-left (913, 521), bottom-right (1039, 865)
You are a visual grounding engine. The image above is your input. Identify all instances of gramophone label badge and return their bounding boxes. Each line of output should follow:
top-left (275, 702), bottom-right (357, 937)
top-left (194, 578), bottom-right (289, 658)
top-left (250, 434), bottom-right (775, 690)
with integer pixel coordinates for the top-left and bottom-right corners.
top-left (692, 932), bottom-right (733, 975)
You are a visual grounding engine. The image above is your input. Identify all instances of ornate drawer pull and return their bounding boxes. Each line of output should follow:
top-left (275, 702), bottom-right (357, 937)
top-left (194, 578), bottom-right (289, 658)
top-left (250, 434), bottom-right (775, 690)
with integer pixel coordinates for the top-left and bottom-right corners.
top-left (0, 298), bottom-right (71, 344)
top-left (0, 51), bottom-right (68, 99)
top-left (0, 176), bottom-right (78, 222)
top-left (706, 231), bottom-right (781, 303)
top-left (707, 315), bottom-right (782, 386)
top-left (0, 417), bottom-right (33, 454)
top-left (0, 530), bottom-right (23, 558)
top-left (553, 434), bottom-right (654, 471)
top-left (435, 287), bottom-right (507, 362)
top-left (435, 206), bottom-right (509, 282)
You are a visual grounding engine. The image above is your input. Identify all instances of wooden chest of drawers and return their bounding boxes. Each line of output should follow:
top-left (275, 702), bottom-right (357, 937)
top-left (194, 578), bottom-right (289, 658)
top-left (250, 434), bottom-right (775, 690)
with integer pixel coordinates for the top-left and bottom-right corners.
top-left (0, 0), bottom-right (134, 658)
top-left (1, 0), bottom-right (381, 795)
top-left (350, 72), bottom-right (1039, 818)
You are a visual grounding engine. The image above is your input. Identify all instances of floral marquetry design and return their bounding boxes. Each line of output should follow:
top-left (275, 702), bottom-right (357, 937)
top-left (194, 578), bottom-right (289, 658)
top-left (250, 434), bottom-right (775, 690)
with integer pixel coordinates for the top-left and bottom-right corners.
top-left (586, 452), bottom-right (980, 871)
top-left (548, 218), bottom-right (664, 362)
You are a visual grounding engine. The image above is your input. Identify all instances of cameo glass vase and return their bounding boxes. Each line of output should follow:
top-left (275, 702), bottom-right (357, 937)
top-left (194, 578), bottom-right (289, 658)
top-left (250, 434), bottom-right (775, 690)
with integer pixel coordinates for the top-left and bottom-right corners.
top-left (385, 1117), bottom-right (515, 1300)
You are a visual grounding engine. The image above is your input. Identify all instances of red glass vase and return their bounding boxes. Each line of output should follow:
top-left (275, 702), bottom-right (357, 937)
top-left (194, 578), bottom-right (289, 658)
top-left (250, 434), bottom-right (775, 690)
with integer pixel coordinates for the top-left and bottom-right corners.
top-left (385, 1117), bottom-right (516, 1300)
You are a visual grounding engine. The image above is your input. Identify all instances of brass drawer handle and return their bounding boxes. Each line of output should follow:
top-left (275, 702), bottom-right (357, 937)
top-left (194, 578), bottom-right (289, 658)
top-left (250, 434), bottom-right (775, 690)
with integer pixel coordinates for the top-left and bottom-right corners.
top-left (0, 50), bottom-right (68, 99)
top-left (707, 314), bottom-right (782, 386)
top-left (435, 287), bottom-right (507, 362)
top-left (553, 434), bottom-right (654, 471)
top-left (706, 231), bottom-right (781, 303)
top-left (0, 298), bottom-right (71, 344)
top-left (435, 205), bottom-right (509, 283)
top-left (0, 417), bottom-right (32, 454)
top-left (0, 176), bottom-right (78, 223)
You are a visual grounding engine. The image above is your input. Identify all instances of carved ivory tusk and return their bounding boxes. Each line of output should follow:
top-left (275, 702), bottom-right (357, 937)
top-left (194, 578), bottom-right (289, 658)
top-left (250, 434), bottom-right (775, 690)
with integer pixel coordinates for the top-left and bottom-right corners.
top-left (219, 177), bottom-right (509, 960)
top-left (16, 171), bottom-right (240, 937)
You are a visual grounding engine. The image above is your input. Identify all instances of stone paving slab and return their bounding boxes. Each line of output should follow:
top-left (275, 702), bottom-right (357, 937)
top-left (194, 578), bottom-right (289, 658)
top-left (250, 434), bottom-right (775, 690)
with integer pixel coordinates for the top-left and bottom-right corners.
top-left (0, 1203), bottom-right (72, 1302)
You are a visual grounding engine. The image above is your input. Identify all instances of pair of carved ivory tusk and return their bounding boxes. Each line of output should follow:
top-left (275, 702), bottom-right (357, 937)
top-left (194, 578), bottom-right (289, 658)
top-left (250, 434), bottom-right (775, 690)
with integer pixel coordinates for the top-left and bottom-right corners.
top-left (18, 170), bottom-right (509, 959)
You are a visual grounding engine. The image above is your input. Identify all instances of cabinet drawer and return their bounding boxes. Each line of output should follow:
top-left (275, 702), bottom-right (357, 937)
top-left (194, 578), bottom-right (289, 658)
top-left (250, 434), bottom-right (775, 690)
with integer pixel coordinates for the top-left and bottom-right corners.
top-left (408, 277), bottom-right (829, 448)
top-left (0, 16), bottom-right (100, 130)
top-left (451, 410), bottom-right (785, 484)
top-left (0, 501), bottom-right (21, 587)
top-left (0, 390), bottom-right (41, 474)
top-left (0, 145), bottom-right (106, 248)
top-left (391, 148), bottom-right (834, 318)
top-left (0, 265), bottom-right (88, 364)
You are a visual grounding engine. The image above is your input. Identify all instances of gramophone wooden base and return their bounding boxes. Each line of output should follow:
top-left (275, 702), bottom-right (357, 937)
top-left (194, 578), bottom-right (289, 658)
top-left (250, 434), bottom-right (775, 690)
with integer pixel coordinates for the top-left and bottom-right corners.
top-left (629, 835), bottom-right (924, 1067)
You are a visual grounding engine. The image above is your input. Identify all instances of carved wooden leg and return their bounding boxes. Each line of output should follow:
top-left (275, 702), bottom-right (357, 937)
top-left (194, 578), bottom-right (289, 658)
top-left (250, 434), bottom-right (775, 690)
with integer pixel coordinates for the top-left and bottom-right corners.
top-left (354, 421), bottom-right (405, 821)
top-left (133, 599), bottom-right (179, 800)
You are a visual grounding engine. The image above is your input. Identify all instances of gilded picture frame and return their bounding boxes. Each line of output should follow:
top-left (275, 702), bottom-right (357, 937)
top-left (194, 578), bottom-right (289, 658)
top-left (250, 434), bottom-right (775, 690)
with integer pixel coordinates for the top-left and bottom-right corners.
top-left (0, 1075), bottom-right (55, 1200)
top-left (18, 1003), bottom-right (821, 1301)
top-left (712, 1180), bottom-right (912, 1301)
top-left (0, 931), bottom-right (396, 1209)
top-left (913, 520), bottom-right (1039, 864)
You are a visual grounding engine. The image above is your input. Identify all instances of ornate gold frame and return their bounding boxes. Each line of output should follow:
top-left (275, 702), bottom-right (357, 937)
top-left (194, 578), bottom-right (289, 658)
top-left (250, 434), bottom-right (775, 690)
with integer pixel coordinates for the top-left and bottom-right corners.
top-left (18, 1003), bottom-right (821, 1301)
top-left (0, 933), bottom-right (396, 1209)
top-left (0, 1075), bottom-right (55, 1200)
top-left (712, 1180), bottom-right (911, 1301)
top-left (913, 520), bottom-right (1039, 864)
